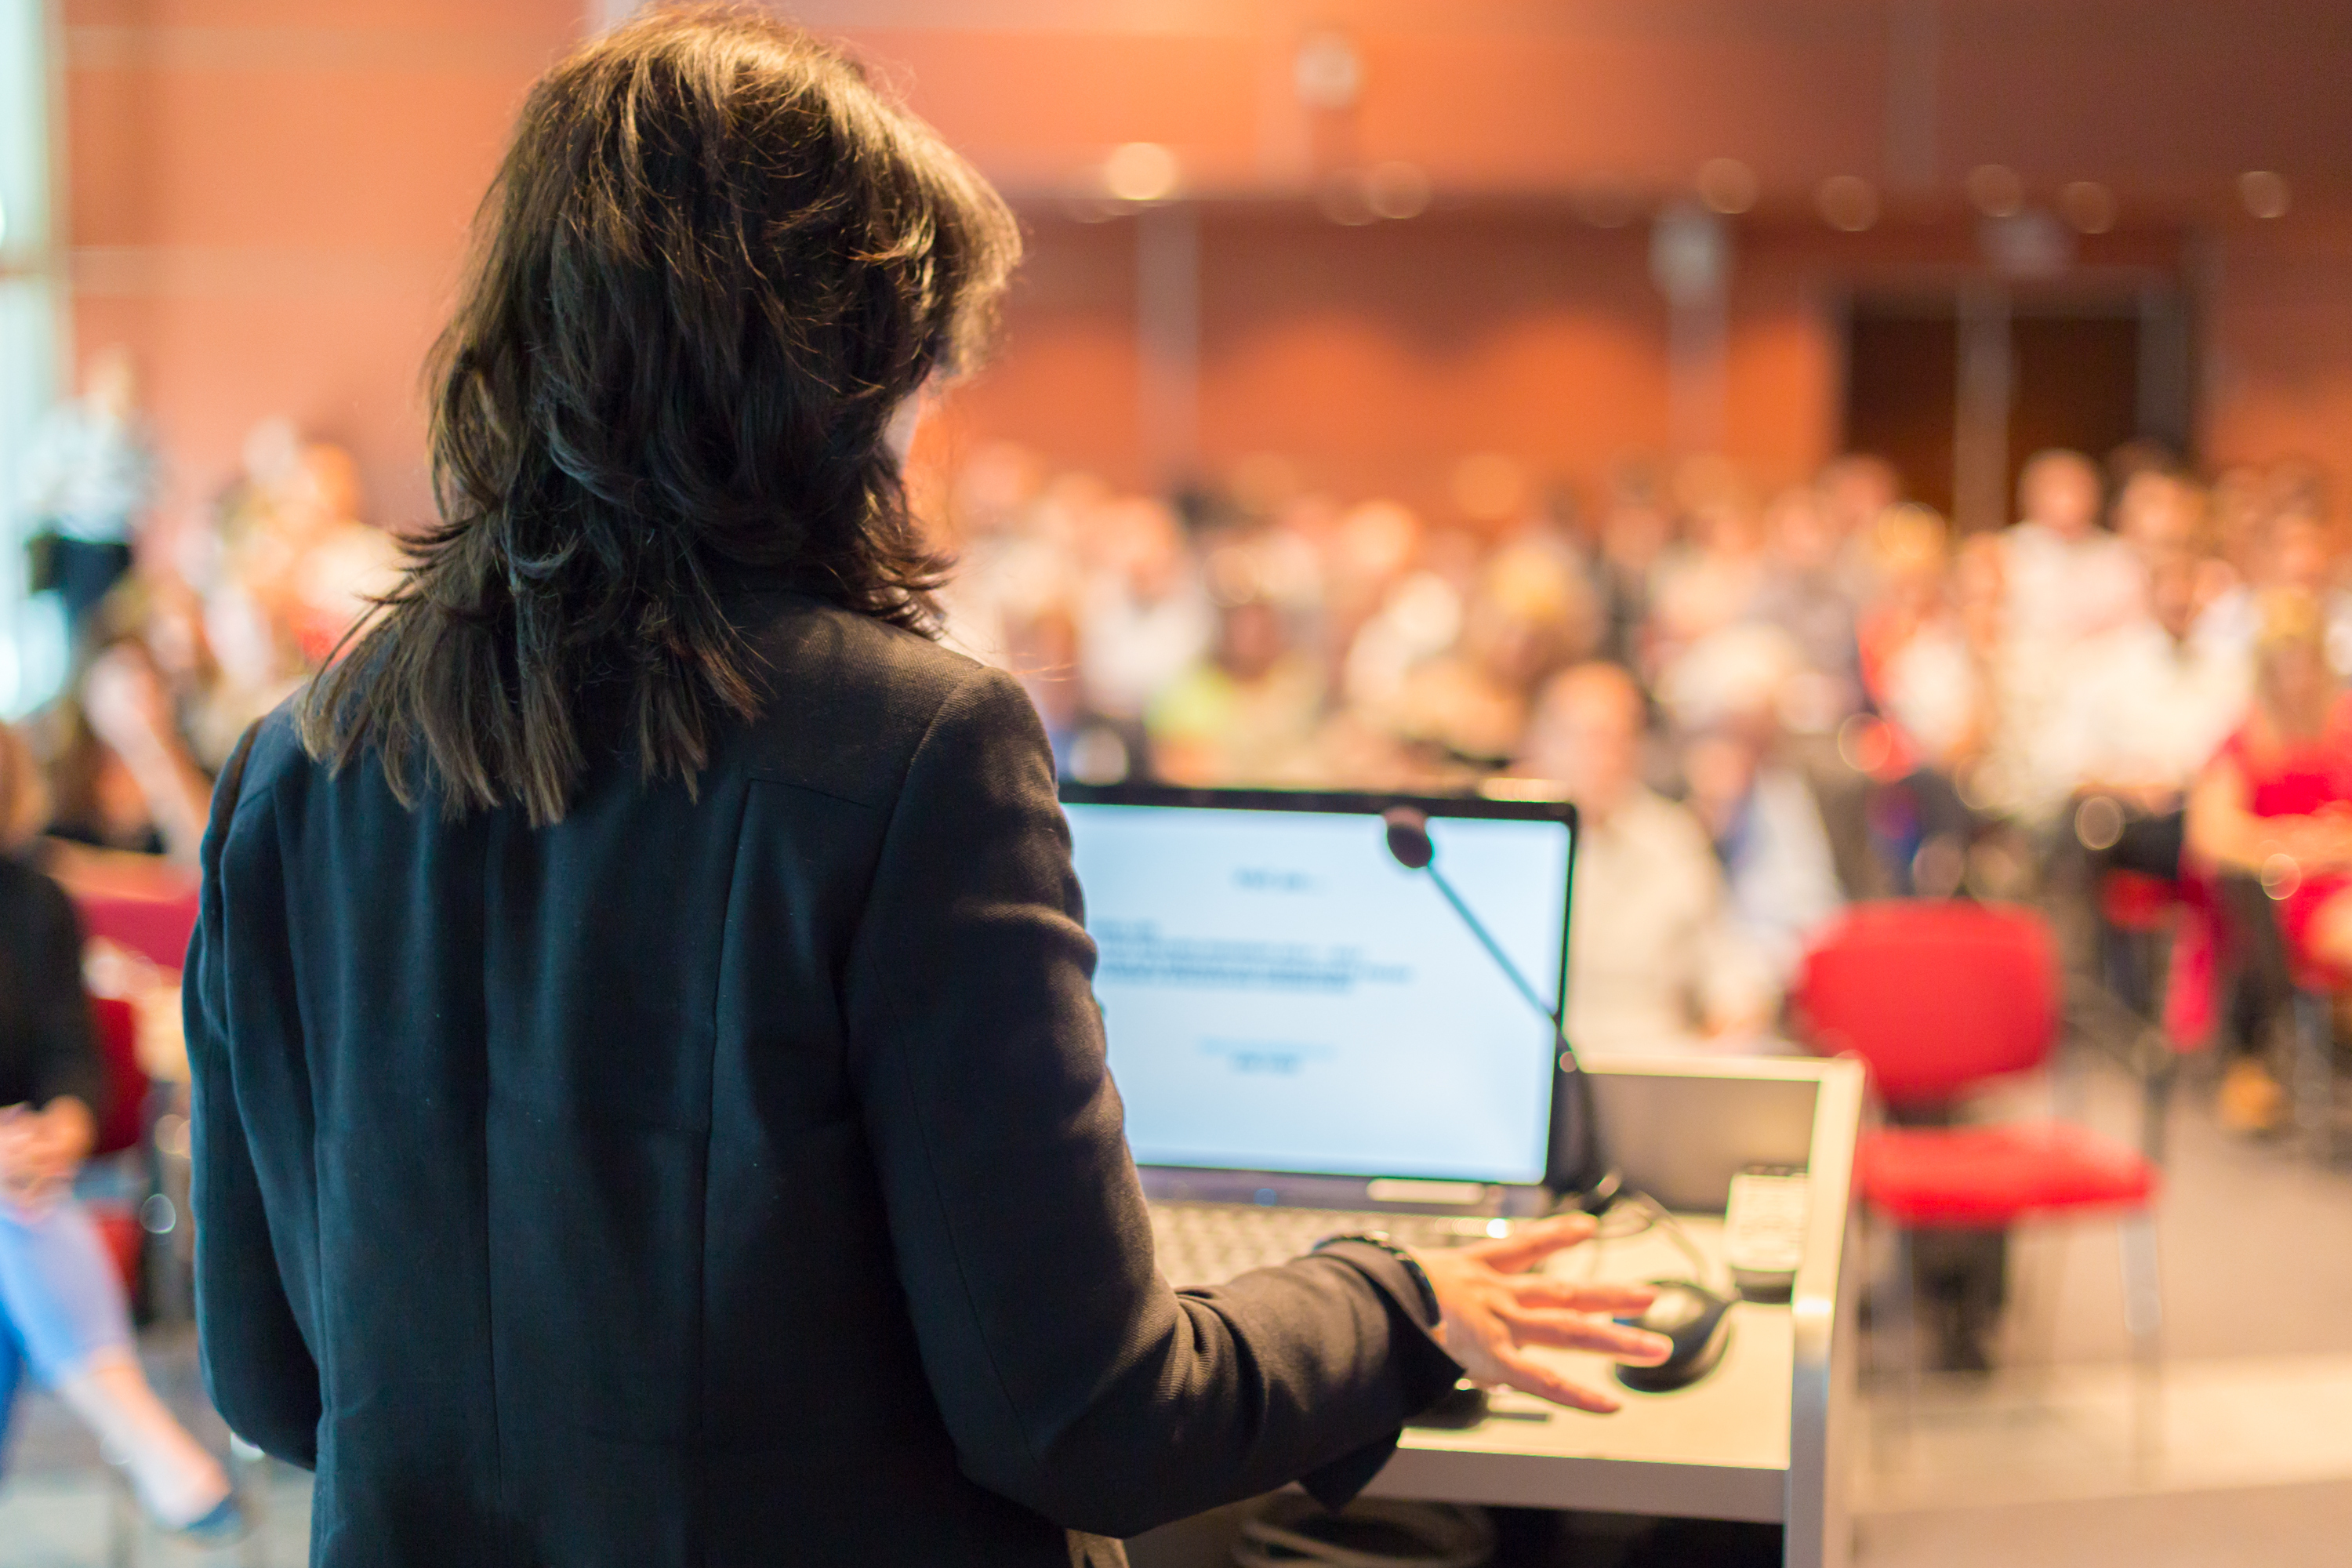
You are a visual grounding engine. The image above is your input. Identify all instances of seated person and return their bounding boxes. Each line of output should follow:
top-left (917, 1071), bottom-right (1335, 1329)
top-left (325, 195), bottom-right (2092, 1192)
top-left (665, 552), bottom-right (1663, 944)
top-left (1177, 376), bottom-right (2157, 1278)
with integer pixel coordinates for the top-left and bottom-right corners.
top-left (1518, 662), bottom-right (1777, 1054)
top-left (1682, 720), bottom-right (1844, 987)
top-left (1146, 591), bottom-right (1323, 786)
top-left (0, 725), bottom-right (238, 1538)
top-left (2186, 590), bottom-right (2352, 1132)
top-left (2054, 548), bottom-right (2251, 880)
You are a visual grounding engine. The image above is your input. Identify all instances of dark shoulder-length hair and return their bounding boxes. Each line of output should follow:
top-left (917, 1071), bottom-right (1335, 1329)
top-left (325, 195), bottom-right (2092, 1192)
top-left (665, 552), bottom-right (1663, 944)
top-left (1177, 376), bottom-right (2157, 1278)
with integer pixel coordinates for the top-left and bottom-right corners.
top-left (299, 5), bottom-right (1019, 826)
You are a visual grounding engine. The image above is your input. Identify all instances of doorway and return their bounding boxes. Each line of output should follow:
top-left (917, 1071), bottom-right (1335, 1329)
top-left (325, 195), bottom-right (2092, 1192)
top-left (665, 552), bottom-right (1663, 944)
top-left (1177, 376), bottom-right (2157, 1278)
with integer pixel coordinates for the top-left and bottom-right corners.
top-left (1842, 287), bottom-right (2191, 528)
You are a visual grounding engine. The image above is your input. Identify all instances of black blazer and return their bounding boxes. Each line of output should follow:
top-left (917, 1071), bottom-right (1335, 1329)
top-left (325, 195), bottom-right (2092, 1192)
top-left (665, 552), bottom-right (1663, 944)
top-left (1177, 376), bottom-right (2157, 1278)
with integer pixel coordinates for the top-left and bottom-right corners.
top-left (187, 590), bottom-right (1461, 1566)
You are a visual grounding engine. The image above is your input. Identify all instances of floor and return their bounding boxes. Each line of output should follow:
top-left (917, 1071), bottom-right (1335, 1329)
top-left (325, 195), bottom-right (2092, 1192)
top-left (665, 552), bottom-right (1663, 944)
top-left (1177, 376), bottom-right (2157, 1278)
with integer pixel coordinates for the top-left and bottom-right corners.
top-left (2, 1054), bottom-right (2347, 1566)
top-left (1847, 1044), bottom-right (2352, 1566)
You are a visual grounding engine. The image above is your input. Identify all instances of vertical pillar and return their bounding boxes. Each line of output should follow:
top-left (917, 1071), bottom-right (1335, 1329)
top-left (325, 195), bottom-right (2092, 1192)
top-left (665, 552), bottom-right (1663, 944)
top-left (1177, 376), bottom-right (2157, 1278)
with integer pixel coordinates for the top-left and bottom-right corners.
top-left (2136, 283), bottom-right (2193, 458)
top-left (1136, 202), bottom-right (1201, 485)
top-left (0, 0), bottom-right (64, 714)
top-left (1952, 283), bottom-right (2013, 532)
top-left (1652, 202), bottom-right (1730, 456)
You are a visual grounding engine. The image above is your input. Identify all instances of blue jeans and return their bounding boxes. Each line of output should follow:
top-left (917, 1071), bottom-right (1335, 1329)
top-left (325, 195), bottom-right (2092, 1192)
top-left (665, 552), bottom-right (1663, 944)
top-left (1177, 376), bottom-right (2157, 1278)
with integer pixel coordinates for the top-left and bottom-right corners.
top-left (0, 1196), bottom-right (135, 1468)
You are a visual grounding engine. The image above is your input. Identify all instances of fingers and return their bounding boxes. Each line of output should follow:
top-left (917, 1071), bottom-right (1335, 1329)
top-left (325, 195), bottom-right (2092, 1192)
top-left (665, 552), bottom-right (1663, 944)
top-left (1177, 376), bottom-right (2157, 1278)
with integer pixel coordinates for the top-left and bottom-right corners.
top-left (1463, 1213), bottom-right (1596, 1273)
top-left (1506, 1276), bottom-right (1657, 1314)
top-left (1497, 1302), bottom-right (1675, 1363)
top-left (1484, 1345), bottom-right (1625, 1414)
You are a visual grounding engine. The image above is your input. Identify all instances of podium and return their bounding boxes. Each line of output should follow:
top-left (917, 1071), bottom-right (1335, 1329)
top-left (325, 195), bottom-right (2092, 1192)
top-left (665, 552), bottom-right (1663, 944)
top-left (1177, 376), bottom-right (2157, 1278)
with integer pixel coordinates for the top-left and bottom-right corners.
top-left (1363, 1055), bottom-right (1867, 1568)
top-left (1128, 1054), bottom-right (1867, 1568)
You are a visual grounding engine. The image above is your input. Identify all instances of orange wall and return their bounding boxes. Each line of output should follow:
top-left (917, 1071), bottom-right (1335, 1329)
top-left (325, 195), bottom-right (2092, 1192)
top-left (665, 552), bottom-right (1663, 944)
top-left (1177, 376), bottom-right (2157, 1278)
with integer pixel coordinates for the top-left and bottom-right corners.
top-left (63, 0), bottom-right (580, 528)
top-left (834, 2), bottom-right (2352, 211)
top-left (932, 206), bottom-right (1846, 520)
top-left (2206, 217), bottom-right (2352, 496)
top-left (56, 2), bottom-right (2352, 531)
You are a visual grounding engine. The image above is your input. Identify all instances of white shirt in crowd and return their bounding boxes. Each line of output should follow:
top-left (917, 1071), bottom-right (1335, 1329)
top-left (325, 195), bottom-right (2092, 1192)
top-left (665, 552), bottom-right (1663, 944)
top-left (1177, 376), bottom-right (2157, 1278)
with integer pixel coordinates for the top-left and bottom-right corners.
top-left (2194, 582), bottom-right (2352, 681)
top-left (2046, 617), bottom-right (2252, 797)
top-left (15, 401), bottom-right (156, 543)
top-left (2002, 520), bottom-right (2141, 654)
top-left (1566, 786), bottom-right (1779, 1057)
top-left (1878, 619), bottom-right (1979, 766)
top-left (1998, 521), bottom-right (2146, 821)
top-left (1077, 572), bottom-right (1214, 722)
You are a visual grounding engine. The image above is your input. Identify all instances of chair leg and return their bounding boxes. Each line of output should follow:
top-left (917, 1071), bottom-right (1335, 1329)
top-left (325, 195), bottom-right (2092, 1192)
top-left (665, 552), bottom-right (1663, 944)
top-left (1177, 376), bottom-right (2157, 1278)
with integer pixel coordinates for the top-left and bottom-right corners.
top-left (2292, 989), bottom-right (2334, 1163)
top-left (1889, 1225), bottom-right (1919, 1461)
top-left (2140, 1043), bottom-right (2176, 1169)
top-left (2118, 1210), bottom-right (2165, 1469)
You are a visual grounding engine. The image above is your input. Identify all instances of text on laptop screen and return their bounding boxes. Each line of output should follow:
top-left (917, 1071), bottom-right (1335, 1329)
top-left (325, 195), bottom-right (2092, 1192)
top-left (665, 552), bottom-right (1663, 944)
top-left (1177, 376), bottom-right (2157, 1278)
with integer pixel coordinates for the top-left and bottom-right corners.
top-left (1063, 803), bottom-right (1571, 1185)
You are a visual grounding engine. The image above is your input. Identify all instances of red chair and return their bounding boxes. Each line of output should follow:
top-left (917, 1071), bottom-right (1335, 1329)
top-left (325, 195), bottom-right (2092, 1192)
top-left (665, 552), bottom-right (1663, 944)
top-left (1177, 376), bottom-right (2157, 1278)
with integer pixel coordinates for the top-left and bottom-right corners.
top-left (74, 887), bottom-right (201, 974)
top-left (84, 995), bottom-right (157, 1301)
top-left (1793, 902), bottom-right (2163, 1436)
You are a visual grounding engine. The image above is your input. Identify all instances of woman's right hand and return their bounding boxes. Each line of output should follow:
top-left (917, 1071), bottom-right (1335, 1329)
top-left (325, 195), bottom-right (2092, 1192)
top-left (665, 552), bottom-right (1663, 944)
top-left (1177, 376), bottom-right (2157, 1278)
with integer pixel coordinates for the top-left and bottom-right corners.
top-left (0, 1098), bottom-right (95, 1205)
top-left (1411, 1214), bottom-right (1673, 1414)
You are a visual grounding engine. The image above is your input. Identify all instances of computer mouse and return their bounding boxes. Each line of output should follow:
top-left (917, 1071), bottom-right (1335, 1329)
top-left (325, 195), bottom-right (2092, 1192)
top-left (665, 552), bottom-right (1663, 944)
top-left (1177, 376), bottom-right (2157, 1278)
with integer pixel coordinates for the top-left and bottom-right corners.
top-left (1613, 1279), bottom-right (1733, 1393)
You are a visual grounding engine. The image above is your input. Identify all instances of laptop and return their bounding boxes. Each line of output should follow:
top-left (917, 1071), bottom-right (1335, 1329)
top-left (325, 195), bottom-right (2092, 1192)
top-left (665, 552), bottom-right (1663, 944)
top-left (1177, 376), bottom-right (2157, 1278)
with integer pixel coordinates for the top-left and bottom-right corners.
top-left (1058, 782), bottom-right (1580, 1287)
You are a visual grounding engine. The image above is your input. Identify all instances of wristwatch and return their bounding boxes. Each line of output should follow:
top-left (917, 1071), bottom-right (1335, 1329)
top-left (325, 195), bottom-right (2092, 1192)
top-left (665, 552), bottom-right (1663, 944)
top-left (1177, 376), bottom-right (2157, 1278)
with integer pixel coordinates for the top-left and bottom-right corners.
top-left (1312, 1232), bottom-right (1442, 1325)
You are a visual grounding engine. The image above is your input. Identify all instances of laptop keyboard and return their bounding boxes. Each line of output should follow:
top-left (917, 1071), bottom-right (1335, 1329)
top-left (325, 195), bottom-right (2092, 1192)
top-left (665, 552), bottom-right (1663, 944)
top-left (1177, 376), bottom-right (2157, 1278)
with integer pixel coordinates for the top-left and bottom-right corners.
top-left (1150, 1202), bottom-right (1513, 1288)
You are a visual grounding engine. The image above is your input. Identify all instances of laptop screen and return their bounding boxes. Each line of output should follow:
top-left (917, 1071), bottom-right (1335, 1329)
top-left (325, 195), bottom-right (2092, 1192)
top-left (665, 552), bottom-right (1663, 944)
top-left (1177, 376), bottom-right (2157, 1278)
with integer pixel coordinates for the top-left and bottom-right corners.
top-left (1061, 789), bottom-right (1575, 1186)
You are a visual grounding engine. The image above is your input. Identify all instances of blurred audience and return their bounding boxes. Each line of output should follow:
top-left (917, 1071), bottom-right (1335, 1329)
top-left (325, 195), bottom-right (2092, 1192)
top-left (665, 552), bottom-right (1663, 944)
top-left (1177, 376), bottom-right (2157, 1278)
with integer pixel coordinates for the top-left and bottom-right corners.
top-left (2186, 590), bottom-right (2352, 1131)
top-left (0, 376), bottom-right (2342, 1396)
top-left (920, 436), bottom-right (2352, 1096)
top-left (15, 347), bottom-right (158, 637)
top-left (1519, 662), bottom-right (1777, 1054)
top-left (3, 396), bottom-right (2343, 1133)
top-left (0, 725), bottom-right (239, 1537)
top-left (7, 414), bottom-right (402, 880)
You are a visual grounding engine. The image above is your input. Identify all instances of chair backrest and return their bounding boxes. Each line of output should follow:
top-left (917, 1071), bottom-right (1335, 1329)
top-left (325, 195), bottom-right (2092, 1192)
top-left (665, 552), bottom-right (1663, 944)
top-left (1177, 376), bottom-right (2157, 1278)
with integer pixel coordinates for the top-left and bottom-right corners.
top-left (74, 887), bottom-right (201, 972)
top-left (88, 993), bottom-right (151, 1159)
top-left (1791, 900), bottom-right (2058, 1107)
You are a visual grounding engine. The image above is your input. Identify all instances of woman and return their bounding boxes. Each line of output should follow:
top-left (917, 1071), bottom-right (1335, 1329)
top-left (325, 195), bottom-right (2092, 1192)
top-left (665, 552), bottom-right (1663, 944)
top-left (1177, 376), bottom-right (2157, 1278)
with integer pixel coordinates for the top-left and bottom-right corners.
top-left (0, 725), bottom-right (238, 1539)
top-left (187, 12), bottom-right (1668, 1564)
top-left (2186, 589), bottom-right (2352, 1131)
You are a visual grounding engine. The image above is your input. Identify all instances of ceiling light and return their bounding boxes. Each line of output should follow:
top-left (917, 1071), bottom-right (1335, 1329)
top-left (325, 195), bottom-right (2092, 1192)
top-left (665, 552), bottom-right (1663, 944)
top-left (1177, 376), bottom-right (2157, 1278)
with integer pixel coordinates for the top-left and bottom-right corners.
top-left (1294, 32), bottom-right (1363, 111)
top-left (2239, 170), bottom-right (2291, 220)
top-left (1365, 162), bottom-right (1432, 220)
top-left (1965, 164), bottom-right (2024, 218)
top-left (1697, 158), bottom-right (1759, 216)
top-left (1102, 143), bottom-right (1180, 205)
top-left (1815, 175), bottom-right (1879, 232)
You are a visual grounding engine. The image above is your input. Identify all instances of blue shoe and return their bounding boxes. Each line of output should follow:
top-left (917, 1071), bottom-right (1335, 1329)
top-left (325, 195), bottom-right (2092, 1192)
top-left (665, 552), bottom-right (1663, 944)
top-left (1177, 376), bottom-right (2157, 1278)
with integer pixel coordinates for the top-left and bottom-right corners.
top-left (169, 1491), bottom-right (249, 1547)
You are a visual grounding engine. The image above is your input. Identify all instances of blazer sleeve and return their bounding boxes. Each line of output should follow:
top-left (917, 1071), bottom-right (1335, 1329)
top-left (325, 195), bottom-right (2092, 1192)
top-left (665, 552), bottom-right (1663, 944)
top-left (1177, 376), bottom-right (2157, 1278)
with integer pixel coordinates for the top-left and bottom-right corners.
top-left (185, 734), bottom-right (322, 1468)
top-left (844, 665), bottom-right (1461, 1540)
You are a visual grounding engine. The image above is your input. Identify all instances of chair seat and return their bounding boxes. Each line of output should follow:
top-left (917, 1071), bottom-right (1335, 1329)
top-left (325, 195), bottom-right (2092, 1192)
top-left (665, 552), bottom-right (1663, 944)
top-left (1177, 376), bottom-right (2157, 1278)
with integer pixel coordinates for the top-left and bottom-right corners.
top-left (73, 887), bottom-right (201, 974)
top-left (1860, 1121), bottom-right (2158, 1229)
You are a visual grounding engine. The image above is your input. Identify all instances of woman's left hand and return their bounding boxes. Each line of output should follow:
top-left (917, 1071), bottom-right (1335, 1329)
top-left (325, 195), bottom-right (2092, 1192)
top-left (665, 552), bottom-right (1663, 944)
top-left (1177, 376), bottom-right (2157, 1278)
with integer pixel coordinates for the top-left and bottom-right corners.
top-left (1412, 1214), bottom-right (1673, 1414)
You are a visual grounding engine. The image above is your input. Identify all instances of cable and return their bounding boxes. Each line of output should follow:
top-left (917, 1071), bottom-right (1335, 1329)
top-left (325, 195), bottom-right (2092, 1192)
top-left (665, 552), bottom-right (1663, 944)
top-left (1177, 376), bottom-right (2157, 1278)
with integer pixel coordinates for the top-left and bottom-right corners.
top-left (1628, 1190), bottom-right (1725, 1294)
top-left (1562, 1189), bottom-right (1656, 1279)
top-left (1232, 1496), bottom-right (1496, 1568)
top-left (1555, 1189), bottom-right (1727, 1294)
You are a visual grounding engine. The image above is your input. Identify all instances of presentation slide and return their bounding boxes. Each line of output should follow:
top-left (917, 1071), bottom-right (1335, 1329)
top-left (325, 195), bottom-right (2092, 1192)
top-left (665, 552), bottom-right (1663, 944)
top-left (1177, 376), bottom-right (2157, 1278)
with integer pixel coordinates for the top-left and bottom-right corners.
top-left (1065, 804), bottom-right (1570, 1185)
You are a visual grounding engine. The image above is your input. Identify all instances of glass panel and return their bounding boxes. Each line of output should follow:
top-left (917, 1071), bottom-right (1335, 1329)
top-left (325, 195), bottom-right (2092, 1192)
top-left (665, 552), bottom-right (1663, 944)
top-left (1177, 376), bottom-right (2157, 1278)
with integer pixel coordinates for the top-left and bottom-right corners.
top-left (0, 0), bottom-right (63, 714)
